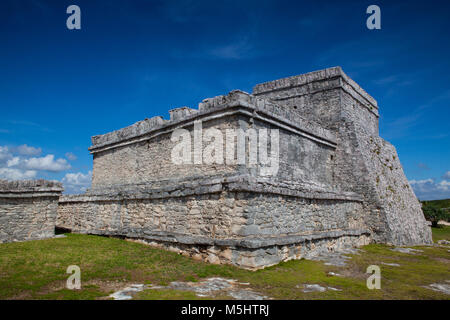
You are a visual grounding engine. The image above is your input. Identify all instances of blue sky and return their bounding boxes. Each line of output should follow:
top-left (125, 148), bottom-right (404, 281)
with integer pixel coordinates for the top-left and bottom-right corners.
top-left (0, 0), bottom-right (449, 199)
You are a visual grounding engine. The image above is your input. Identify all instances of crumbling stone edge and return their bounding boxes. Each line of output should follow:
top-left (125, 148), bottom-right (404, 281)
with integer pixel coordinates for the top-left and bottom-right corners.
top-left (84, 228), bottom-right (371, 270)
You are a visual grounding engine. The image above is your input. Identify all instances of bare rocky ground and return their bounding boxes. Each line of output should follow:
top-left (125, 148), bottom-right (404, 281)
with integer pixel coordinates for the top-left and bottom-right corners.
top-left (109, 278), bottom-right (269, 300)
top-left (109, 241), bottom-right (450, 300)
top-left (309, 248), bottom-right (363, 267)
top-left (108, 248), bottom-right (365, 300)
top-left (425, 281), bottom-right (450, 295)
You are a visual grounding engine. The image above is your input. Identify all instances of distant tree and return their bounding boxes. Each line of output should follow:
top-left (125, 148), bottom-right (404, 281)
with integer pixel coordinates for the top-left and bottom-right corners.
top-left (422, 203), bottom-right (449, 227)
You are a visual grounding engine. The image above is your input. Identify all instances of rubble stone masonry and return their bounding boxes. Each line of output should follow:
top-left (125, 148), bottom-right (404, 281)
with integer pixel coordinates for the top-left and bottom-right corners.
top-left (0, 179), bottom-right (63, 243)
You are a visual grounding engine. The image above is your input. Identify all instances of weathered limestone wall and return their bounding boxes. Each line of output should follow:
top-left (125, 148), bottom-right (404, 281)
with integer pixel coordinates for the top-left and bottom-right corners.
top-left (91, 116), bottom-right (335, 191)
top-left (91, 118), bottom-right (239, 188)
top-left (338, 89), bottom-right (431, 244)
top-left (0, 180), bottom-right (63, 243)
top-left (57, 177), bottom-right (368, 269)
top-left (58, 182), bottom-right (365, 238)
top-left (344, 127), bottom-right (431, 244)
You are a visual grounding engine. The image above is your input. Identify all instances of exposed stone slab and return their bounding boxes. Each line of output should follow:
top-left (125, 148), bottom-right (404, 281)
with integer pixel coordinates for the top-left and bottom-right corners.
top-left (391, 247), bottom-right (424, 254)
top-left (302, 284), bottom-right (326, 293)
top-left (147, 278), bottom-right (269, 300)
top-left (381, 262), bottom-right (400, 267)
top-left (109, 284), bottom-right (145, 300)
top-left (309, 248), bottom-right (361, 267)
top-left (425, 282), bottom-right (450, 295)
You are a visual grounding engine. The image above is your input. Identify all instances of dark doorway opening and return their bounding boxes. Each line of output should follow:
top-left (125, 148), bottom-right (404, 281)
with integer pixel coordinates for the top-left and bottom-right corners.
top-left (55, 226), bottom-right (72, 235)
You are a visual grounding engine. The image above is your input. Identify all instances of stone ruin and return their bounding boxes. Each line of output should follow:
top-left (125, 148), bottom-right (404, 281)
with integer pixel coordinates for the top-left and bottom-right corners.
top-left (55, 67), bottom-right (431, 269)
top-left (0, 179), bottom-right (63, 243)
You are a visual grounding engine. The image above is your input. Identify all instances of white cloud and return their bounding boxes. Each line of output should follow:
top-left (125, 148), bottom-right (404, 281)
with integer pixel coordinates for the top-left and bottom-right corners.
top-left (0, 144), bottom-right (74, 182)
top-left (65, 152), bottom-right (77, 161)
top-left (23, 155), bottom-right (71, 172)
top-left (0, 146), bottom-right (11, 163)
top-left (15, 144), bottom-right (42, 156)
top-left (0, 168), bottom-right (37, 180)
top-left (0, 145), bottom-right (42, 162)
top-left (443, 171), bottom-right (450, 180)
top-left (7, 157), bottom-right (20, 167)
top-left (62, 171), bottom-right (91, 185)
top-left (438, 180), bottom-right (450, 190)
top-left (62, 171), bottom-right (92, 194)
top-left (6, 154), bottom-right (71, 172)
top-left (410, 178), bottom-right (450, 200)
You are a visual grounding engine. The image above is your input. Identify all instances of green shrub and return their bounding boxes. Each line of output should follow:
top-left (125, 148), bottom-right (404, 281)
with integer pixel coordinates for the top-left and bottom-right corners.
top-left (422, 203), bottom-right (449, 227)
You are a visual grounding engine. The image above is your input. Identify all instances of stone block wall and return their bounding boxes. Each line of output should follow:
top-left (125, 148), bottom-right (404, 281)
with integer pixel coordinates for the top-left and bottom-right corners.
top-left (57, 176), bottom-right (369, 269)
top-left (89, 90), bottom-right (338, 191)
top-left (0, 179), bottom-right (63, 243)
top-left (90, 116), bottom-right (335, 191)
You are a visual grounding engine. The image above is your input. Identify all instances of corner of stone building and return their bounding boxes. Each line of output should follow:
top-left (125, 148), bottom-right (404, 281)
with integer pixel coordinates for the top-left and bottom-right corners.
top-left (0, 179), bottom-right (64, 243)
top-left (335, 74), bottom-right (432, 246)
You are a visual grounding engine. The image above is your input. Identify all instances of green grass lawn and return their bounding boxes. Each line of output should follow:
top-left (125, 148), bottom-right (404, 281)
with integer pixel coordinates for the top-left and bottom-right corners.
top-left (0, 226), bottom-right (449, 300)
top-left (432, 225), bottom-right (450, 242)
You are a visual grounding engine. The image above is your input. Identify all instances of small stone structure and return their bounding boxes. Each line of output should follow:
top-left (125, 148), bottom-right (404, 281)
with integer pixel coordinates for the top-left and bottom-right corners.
top-left (0, 179), bottom-right (63, 243)
top-left (57, 67), bottom-right (432, 269)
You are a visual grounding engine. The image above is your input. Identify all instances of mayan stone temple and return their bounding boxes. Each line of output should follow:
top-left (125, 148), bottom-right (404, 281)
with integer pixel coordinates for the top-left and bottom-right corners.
top-left (57, 67), bottom-right (432, 269)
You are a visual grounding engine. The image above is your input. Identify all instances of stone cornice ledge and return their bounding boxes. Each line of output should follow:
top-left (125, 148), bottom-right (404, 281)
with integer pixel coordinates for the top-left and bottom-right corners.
top-left (0, 179), bottom-right (63, 198)
top-left (0, 192), bottom-right (62, 199)
top-left (83, 228), bottom-right (371, 249)
top-left (59, 175), bottom-right (363, 203)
